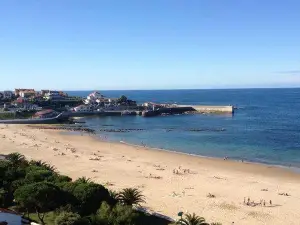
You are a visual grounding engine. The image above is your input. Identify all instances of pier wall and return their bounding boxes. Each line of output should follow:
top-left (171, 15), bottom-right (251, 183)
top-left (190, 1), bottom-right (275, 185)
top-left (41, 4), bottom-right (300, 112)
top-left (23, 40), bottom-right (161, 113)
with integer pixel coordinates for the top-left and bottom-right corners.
top-left (178, 105), bottom-right (234, 113)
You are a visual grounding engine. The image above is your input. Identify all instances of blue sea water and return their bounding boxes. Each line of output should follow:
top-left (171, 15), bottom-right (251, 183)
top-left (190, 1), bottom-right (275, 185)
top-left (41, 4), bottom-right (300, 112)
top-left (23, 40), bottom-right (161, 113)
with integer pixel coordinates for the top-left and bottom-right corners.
top-left (66, 89), bottom-right (300, 168)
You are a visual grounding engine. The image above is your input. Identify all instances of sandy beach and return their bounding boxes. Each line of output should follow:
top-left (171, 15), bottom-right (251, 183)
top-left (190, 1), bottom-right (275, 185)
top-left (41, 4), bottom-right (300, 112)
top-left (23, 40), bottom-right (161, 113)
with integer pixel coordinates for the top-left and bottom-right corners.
top-left (1, 124), bottom-right (300, 225)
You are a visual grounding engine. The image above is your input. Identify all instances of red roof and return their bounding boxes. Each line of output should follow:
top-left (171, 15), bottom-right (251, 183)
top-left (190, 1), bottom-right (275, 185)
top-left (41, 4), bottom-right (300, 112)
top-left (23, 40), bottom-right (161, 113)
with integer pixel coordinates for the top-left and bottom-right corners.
top-left (16, 97), bottom-right (24, 103)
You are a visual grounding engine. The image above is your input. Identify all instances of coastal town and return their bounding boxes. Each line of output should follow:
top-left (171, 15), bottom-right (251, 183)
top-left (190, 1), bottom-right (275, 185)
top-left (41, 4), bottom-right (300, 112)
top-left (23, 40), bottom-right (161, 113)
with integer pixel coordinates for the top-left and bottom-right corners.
top-left (0, 89), bottom-right (234, 123)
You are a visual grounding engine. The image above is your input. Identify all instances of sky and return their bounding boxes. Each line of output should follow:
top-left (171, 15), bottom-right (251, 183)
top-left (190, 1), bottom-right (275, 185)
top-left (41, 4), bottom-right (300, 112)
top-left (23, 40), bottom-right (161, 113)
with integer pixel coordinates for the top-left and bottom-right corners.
top-left (0, 0), bottom-right (300, 90)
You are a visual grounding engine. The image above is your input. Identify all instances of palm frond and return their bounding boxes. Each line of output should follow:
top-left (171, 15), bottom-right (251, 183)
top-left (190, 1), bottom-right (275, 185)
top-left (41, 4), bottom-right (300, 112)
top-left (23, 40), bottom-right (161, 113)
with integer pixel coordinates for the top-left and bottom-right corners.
top-left (75, 176), bottom-right (92, 183)
top-left (177, 213), bottom-right (209, 225)
top-left (117, 188), bottom-right (145, 206)
top-left (6, 152), bottom-right (27, 167)
top-left (29, 160), bottom-right (56, 172)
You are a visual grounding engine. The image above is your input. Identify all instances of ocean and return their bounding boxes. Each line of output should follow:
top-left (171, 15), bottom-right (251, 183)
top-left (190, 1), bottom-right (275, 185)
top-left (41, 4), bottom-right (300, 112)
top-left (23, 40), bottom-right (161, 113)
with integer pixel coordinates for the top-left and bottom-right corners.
top-left (66, 89), bottom-right (300, 168)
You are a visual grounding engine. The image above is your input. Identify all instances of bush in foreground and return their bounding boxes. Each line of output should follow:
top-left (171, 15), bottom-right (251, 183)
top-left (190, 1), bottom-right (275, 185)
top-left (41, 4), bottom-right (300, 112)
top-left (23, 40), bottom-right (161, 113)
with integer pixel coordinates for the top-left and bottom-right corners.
top-left (55, 211), bottom-right (90, 225)
top-left (88, 201), bottom-right (138, 225)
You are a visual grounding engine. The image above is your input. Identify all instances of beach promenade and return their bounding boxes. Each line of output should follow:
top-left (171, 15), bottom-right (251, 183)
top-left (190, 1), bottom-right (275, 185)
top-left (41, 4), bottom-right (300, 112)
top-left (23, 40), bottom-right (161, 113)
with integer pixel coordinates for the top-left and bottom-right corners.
top-left (1, 124), bottom-right (300, 225)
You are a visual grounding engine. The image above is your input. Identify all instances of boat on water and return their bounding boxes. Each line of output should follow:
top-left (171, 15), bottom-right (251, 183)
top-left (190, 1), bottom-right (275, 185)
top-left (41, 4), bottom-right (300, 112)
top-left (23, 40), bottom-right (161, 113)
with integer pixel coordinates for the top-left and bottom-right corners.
top-left (0, 112), bottom-right (69, 124)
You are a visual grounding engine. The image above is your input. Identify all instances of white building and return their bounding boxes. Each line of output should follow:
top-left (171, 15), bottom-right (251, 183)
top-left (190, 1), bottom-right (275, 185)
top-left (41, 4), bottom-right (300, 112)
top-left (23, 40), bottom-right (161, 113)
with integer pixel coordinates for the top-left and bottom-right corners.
top-left (19, 90), bottom-right (36, 98)
top-left (44, 91), bottom-right (65, 100)
top-left (84, 91), bottom-right (104, 104)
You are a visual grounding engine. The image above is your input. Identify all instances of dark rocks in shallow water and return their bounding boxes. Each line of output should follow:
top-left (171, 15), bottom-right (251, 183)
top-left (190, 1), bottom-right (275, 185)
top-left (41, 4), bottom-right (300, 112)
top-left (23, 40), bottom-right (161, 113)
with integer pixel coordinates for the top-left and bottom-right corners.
top-left (165, 128), bottom-right (175, 132)
top-left (186, 128), bottom-right (226, 132)
top-left (27, 125), bottom-right (96, 134)
top-left (99, 129), bottom-right (129, 133)
top-left (99, 128), bottom-right (145, 133)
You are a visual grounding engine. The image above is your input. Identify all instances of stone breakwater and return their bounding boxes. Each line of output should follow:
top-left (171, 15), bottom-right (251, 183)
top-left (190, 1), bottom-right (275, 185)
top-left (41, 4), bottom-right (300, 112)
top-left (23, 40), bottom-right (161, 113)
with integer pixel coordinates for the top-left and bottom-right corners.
top-left (179, 105), bottom-right (234, 113)
top-left (27, 125), bottom-right (96, 133)
top-left (142, 105), bottom-right (234, 117)
top-left (27, 125), bottom-right (227, 134)
top-left (98, 127), bottom-right (226, 133)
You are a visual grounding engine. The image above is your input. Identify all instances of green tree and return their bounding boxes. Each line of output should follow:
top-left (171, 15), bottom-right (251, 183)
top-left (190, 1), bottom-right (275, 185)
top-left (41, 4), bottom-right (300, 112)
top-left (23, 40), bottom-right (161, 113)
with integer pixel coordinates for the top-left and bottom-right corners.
top-left (176, 213), bottom-right (209, 225)
top-left (1, 161), bottom-right (26, 207)
top-left (25, 170), bottom-right (55, 183)
top-left (54, 175), bottom-right (72, 183)
top-left (14, 182), bottom-right (65, 224)
top-left (6, 152), bottom-right (28, 168)
top-left (55, 211), bottom-right (90, 225)
top-left (109, 190), bottom-right (118, 200)
top-left (0, 188), bottom-right (5, 207)
top-left (117, 95), bottom-right (128, 104)
top-left (117, 188), bottom-right (145, 206)
top-left (29, 160), bottom-right (56, 172)
top-left (75, 177), bottom-right (92, 184)
top-left (62, 182), bottom-right (112, 216)
top-left (90, 202), bottom-right (138, 225)
top-left (0, 161), bottom-right (10, 188)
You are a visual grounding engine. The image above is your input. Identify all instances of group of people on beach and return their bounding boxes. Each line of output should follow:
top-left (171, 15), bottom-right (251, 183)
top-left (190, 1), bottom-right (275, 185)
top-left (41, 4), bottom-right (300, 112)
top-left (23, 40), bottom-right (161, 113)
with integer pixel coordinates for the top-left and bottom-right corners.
top-left (244, 197), bottom-right (273, 207)
top-left (173, 166), bottom-right (190, 175)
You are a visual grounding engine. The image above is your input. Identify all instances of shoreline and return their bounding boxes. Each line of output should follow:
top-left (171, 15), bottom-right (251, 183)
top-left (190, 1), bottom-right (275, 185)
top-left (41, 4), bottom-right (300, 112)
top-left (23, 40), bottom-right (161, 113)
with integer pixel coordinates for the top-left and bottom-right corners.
top-left (1, 124), bottom-right (300, 225)
top-left (61, 128), bottom-right (300, 177)
top-left (118, 140), bottom-right (300, 174)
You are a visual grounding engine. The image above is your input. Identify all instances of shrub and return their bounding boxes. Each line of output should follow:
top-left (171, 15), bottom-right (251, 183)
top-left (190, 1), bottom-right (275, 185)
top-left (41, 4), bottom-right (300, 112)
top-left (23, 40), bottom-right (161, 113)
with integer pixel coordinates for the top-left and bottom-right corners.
top-left (54, 175), bottom-right (72, 183)
top-left (25, 170), bottom-right (55, 183)
top-left (55, 212), bottom-right (85, 225)
top-left (92, 201), bottom-right (138, 225)
top-left (75, 177), bottom-right (92, 184)
top-left (55, 204), bottom-right (77, 214)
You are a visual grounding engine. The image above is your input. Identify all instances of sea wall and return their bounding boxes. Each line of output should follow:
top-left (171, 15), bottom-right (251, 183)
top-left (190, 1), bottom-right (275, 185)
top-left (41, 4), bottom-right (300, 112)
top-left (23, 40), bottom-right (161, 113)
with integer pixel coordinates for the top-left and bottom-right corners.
top-left (178, 105), bottom-right (234, 113)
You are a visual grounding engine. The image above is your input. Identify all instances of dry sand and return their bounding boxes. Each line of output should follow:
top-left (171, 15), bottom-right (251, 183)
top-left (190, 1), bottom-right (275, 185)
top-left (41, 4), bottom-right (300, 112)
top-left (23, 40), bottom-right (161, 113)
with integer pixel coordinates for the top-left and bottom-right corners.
top-left (1, 124), bottom-right (300, 224)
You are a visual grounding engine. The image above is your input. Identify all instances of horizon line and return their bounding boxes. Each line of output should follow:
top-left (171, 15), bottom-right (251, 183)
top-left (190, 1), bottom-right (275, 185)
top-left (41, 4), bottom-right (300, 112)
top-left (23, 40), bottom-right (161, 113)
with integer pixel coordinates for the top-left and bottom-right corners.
top-left (61, 86), bottom-right (300, 91)
top-left (2, 86), bottom-right (300, 92)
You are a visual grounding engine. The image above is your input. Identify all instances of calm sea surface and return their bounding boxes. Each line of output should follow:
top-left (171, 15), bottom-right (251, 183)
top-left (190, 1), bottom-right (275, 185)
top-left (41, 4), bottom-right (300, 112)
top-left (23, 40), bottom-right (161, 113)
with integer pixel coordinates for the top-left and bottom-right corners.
top-left (66, 89), bottom-right (300, 168)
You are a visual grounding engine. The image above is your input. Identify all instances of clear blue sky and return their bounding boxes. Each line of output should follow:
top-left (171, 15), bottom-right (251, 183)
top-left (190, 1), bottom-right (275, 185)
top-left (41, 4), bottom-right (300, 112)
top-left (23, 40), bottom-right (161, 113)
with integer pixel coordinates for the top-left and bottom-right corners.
top-left (0, 0), bottom-right (300, 90)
